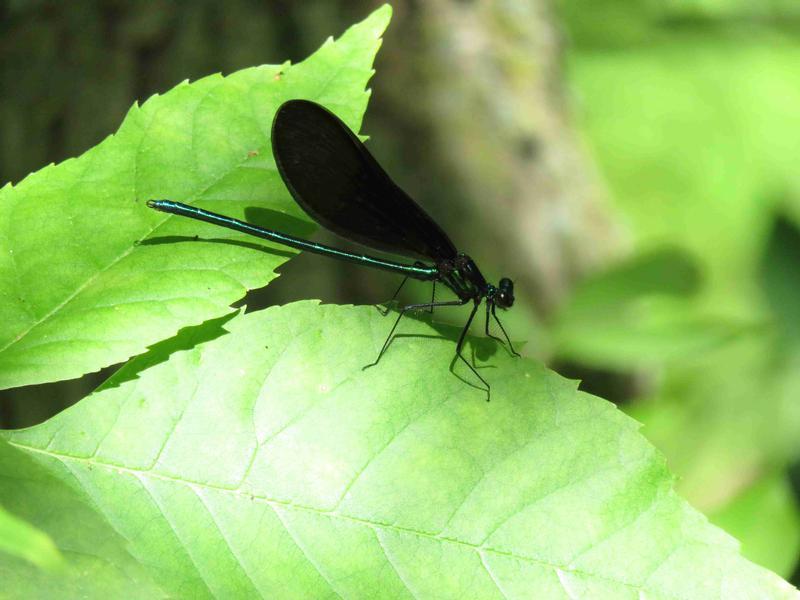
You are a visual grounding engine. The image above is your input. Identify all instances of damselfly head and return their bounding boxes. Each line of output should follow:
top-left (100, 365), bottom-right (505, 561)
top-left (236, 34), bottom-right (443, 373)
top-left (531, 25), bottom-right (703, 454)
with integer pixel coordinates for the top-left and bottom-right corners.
top-left (494, 277), bottom-right (515, 309)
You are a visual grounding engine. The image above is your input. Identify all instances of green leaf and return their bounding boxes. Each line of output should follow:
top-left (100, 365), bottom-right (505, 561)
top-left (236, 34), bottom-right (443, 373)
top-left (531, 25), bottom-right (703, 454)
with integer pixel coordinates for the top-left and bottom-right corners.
top-left (3, 302), bottom-right (794, 598)
top-left (0, 5), bottom-right (392, 391)
top-left (0, 437), bottom-right (163, 596)
top-left (0, 500), bottom-right (62, 572)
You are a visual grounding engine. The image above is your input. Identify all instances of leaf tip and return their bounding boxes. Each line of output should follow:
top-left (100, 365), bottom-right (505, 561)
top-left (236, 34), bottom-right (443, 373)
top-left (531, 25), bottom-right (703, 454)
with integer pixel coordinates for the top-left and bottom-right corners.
top-left (345, 3), bottom-right (392, 42)
top-left (374, 3), bottom-right (393, 27)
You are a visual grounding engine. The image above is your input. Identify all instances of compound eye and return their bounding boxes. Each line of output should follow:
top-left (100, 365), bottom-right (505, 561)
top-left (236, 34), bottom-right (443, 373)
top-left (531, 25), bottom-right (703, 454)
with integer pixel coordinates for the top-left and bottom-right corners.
top-left (493, 290), bottom-right (508, 308)
top-left (496, 278), bottom-right (515, 307)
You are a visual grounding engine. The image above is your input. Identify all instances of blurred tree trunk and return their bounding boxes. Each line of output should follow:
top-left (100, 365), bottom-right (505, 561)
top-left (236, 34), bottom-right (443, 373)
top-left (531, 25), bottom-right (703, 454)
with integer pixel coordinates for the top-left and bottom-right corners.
top-left (365, 0), bottom-right (623, 314)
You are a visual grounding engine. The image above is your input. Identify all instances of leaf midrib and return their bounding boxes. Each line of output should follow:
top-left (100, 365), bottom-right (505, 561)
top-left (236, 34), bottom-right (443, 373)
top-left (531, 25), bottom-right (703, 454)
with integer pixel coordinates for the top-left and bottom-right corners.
top-left (8, 439), bottom-right (681, 599)
top-left (0, 76), bottom-right (278, 361)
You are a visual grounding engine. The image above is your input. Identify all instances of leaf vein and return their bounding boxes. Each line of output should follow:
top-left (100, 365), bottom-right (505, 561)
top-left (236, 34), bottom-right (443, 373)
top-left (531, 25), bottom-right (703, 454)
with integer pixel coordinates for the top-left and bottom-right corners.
top-left (332, 390), bottom-right (459, 510)
top-left (270, 504), bottom-right (344, 599)
top-left (132, 471), bottom-right (217, 598)
top-left (190, 484), bottom-right (263, 597)
top-left (7, 440), bottom-right (684, 599)
top-left (372, 527), bottom-right (419, 599)
top-left (478, 551), bottom-right (510, 600)
top-left (438, 412), bottom-right (596, 536)
top-left (0, 76), bottom-right (277, 363)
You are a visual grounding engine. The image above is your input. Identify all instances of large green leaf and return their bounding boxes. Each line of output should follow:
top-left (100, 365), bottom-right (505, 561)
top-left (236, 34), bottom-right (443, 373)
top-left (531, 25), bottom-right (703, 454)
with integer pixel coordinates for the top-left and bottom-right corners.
top-left (0, 5), bottom-right (391, 391)
top-left (2, 302), bottom-right (794, 598)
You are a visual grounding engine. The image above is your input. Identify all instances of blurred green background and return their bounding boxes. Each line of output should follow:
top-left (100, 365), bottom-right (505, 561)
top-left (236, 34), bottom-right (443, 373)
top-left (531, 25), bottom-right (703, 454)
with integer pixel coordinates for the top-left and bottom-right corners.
top-left (0, 0), bottom-right (798, 582)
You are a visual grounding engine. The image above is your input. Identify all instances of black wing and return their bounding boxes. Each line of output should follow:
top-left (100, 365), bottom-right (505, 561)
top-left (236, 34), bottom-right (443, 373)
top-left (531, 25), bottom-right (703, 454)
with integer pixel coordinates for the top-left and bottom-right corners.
top-left (271, 99), bottom-right (457, 262)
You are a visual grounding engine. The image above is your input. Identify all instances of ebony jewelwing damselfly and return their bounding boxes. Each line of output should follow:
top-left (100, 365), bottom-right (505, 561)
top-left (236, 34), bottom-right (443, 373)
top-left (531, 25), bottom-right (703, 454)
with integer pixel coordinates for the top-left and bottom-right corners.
top-left (148, 99), bottom-right (520, 399)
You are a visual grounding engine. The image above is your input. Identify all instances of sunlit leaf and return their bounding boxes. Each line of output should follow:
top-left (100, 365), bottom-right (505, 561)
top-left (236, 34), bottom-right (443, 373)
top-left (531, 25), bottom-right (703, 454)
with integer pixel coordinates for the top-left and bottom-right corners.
top-left (0, 5), bottom-right (391, 390)
top-left (2, 303), bottom-right (794, 598)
